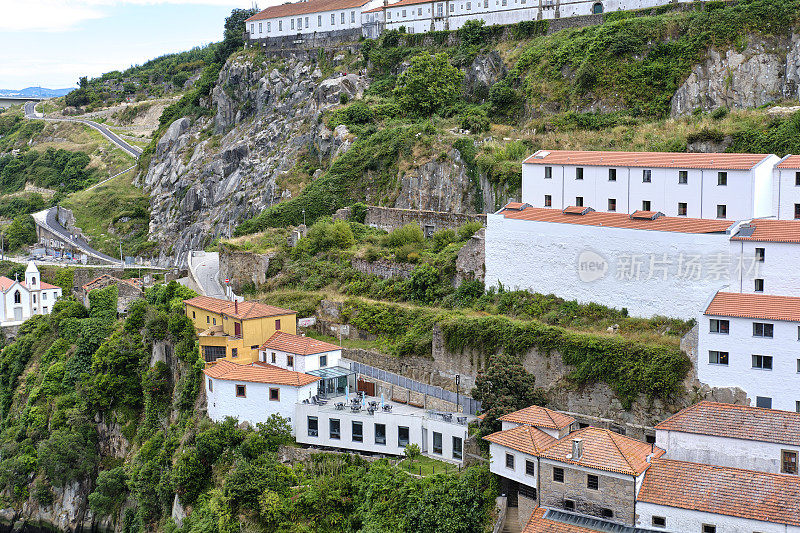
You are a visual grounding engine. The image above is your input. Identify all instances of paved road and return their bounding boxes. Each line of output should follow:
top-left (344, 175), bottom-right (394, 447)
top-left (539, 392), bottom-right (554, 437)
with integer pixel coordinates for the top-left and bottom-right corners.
top-left (24, 101), bottom-right (143, 159)
top-left (188, 251), bottom-right (228, 299)
top-left (32, 207), bottom-right (121, 265)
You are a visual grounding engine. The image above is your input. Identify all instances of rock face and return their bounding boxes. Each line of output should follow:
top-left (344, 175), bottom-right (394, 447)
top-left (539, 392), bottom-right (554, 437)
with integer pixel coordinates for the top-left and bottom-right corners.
top-left (463, 51), bottom-right (507, 102)
top-left (671, 34), bottom-right (800, 115)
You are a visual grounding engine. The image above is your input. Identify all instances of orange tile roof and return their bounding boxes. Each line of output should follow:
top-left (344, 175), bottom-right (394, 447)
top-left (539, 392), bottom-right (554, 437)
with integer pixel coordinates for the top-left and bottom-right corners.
top-left (246, 0), bottom-right (370, 20)
top-left (382, 0), bottom-right (432, 7)
top-left (638, 458), bottom-right (800, 526)
top-left (731, 219), bottom-right (800, 242)
top-left (203, 359), bottom-right (320, 387)
top-left (777, 155), bottom-right (800, 169)
top-left (499, 206), bottom-right (733, 234)
top-left (82, 274), bottom-right (142, 293)
top-left (704, 291), bottom-right (800, 323)
top-left (523, 150), bottom-right (772, 170)
top-left (655, 401), bottom-right (800, 446)
top-left (184, 296), bottom-right (294, 320)
top-left (537, 427), bottom-right (664, 476)
top-left (0, 276), bottom-right (59, 292)
top-left (260, 331), bottom-right (341, 355)
top-left (498, 405), bottom-right (575, 430)
top-left (362, 5), bottom-right (383, 12)
top-left (562, 206), bottom-right (594, 215)
top-left (522, 509), bottom-right (603, 533)
top-left (484, 425), bottom-right (558, 455)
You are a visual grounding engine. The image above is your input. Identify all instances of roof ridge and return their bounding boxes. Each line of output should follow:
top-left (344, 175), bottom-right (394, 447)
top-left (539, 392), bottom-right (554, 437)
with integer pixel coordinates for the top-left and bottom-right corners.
top-left (605, 429), bottom-right (638, 475)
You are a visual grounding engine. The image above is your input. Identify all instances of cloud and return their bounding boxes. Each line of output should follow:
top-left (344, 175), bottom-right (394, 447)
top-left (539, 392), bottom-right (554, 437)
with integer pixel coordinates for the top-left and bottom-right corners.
top-left (0, 0), bottom-right (254, 32)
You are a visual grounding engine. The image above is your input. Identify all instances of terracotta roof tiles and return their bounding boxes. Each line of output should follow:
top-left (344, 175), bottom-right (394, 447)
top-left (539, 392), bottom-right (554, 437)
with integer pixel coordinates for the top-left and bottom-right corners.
top-left (483, 425), bottom-right (558, 455)
top-left (704, 291), bottom-right (800, 323)
top-left (0, 276), bottom-right (60, 292)
top-left (638, 458), bottom-right (800, 526)
top-left (246, 0), bottom-right (371, 21)
top-left (522, 509), bottom-right (606, 533)
top-left (777, 155), bottom-right (800, 169)
top-left (523, 150), bottom-right (773, 170)
top-left (260, 331), bottom-right (341, 355)
top-left (655, 401), bottom-right (800, 446)
top-left (203, 359), bottom-right (320, 387)
top-left (498, 405), bottom-right (575, 430)
top-left (731, 219), bottom-right (800, 243)
top-left (184, 296), bottom-right (295, 320)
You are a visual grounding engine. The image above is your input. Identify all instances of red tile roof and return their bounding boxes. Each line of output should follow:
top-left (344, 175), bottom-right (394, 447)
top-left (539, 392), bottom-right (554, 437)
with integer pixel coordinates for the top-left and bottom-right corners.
top-left (82, 274), bottom-right (142, 293)
top-left (638, 458), bottom-right (800, 526)
top-left (499, 206), bottom-right (733, 234)
top-left (655, 401), bottom-right (800, 446)
top-left (0, 276), bottom-right (59, 291)
top-left (522, 509), bottom-right (603, 533)
top-left (704, 291), bottom-right (800, 323)
top-left (523, 150), bottom-right (772, 170)
top-left (537, 427), bottom-right (664, 476)
top-left (381, 0), bottom-right (432, 7)
top-left (498, 405), bottom-right (575, 430)
top-left (731, 219), bottom-right (800, 243)
top-left (777, 155), bottom-right (800, 169)
top-left (203, 359), bottom-right (320, 387)
top-left (260, 331), bottom-right (341, 355)
top-left (246, 0), bottom-right (370, 21)
top-left (184, 296), bottom-right (295, 320)
top-left (484, 425), bottom-right (558, 455)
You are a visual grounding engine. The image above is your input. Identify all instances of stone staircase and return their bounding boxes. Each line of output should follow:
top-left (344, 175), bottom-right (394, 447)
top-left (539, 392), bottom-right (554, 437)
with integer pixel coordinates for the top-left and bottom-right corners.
top-left (502, 506), bottom-right (525, 533)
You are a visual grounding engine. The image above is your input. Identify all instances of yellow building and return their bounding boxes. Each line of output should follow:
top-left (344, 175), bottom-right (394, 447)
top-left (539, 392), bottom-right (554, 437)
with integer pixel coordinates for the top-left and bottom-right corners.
top-left (184, 296), bottom-right (297, 364)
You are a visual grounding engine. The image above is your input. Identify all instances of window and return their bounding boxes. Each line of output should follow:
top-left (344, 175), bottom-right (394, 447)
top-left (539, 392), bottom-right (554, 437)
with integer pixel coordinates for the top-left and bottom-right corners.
top-left (575, 197), bottom-right (584, 207)
top-left (271, 352), bottom-right (276, 363)
top-left (702, 525), bottom-right (716, 533)
top-left (563, 500), bottom-right (575, 511)
top-left (544, 166), bottom-right (552, 179)
top-left (352, 421), bottom-right (363, 442)
top-left (398, 426), bottom-right (409, 447)
top-left (341, 12), bottom-right (345, 23)
top-left (708, 351), bottom-right (729, 365)
top-left (796, 171), bottom-right (800, 186)
top-left (207, 315), bottom-right (210, 324)
top-left (651, 516), bottom-right (666, 528)
top-left (608, 168), bottom-right (616, 181)
top-left (601, 509), bottom-right (613, 519)
top-left (330, 419), bottom-right (341, 439)
top-left (505, 453), bottom-right (515, 469)
top-left (236, 384), bottom-right (246, 397)
top-left (678, 202), bottom-right (687, 216)
top-left (433, 432), bottom-right (443, 454)
top-left (553, 467), bottom-right (564, 482)
top-left (484, 0), bottom-right (488, 7)
top-left (452, 436), bottom-right (463, 459)
top-left (716, 204), bottom-right (727, 219)
top-left (231, 348), bottom-right (238, 358)
top-left (192, 310), bottom-right (195, 318)
top-left (419, 7), bottom-right (423, 13)
top-left (642, 169), bottom-right (652, 183)
top-left (752, 355), bottom-right (773, 370)
top-left (387, 11), bottom-right (391, 18)
top-left (755, 247), bottom-right (765, 262)
top-left (797, 401), bottom-right (800, 413)
top-left (375, 423), bottom-right (386, 445)
top-left (251, 23), bottom-right (254, 33)
top-left (756, 396), bottom-right (772, 409)
top-left (575, 167), bottom-right (584, 180)
top-left (13, 290), bottom-right (20, 304)
top-left (402, 9), bottom-right (406, 16)
top-left (717, 172), bottom-right (727, 186)
top-left (291, 19), bottom-right (294, 29)
top-left (287, 355), bottom-right (294, 367)
top-left (208, 378), bottom-right (213, 392)
top-left (318, 14), bottom-right (322, 26)
top-left (451, 2), bottom-right (455, 9)
top-left (320, 354), bottom-right (328, 367)
top-left (213, 318), bottom-right (216, 325)
top-left (798, 358), bottom-right (800, 372)
top-left (523, 460), bottom-right (535, 476)
top-left (587, 474), bottom-right (599, 490)
top-left (42, 293), bottom-right (47, 300)
top-left (275, 319), bottom-right (281, 330)
top-left (795, 204), bottom-right (800, 220)
top-left (268, 21), bottom-right (271, 31)
top-left (331, 13), bottom-right (335, 23)
top-left (642, 200), bottom-right (651, 211)
top-left (754, 278), bottom-right (764, 292)
top-left (544, 195), bottom-right (552, 207)
top-left (269, 388), bottom-right (280, 401)
top-left (308, 416), bottom-right (318, 437)
top-left (466, 1), bottom-right (471, 8)
top-left (608, 198), bottom-right (616, 212)
top-left (753, 322), bottom-right (774, 338)
top-left (258, 22), bottom-right (261, 32)
top-left (351, 10), bottom-right (355, 22)
top-left (782, 450), bottom-right (798, 474)
top-left (32, 294), bottom-right (36, 304)
top-left (305, 17), bottom-right (309, 27)
top-left (678, 170), bottom-right (688, 184)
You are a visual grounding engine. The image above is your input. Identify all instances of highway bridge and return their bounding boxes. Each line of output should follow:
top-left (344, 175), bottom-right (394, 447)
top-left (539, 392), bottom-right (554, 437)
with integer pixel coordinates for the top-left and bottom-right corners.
top-left (0, 96), bottom-right (42, 109)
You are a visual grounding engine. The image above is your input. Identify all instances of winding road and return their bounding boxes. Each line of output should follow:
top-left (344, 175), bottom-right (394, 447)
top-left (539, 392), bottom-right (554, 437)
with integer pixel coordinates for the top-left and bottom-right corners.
top-left (32, 207), bottom-right (121, 265)
top-left (187, 251), bottom-right (228, 299)
top-left (24, 101), bottom-right (143, 159)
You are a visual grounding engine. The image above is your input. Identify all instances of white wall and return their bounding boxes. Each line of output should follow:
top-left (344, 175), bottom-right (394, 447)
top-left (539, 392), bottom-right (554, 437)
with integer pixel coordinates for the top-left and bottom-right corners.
top-left (484, 213), bottom-right (732, 318)
top-left (206, 377), bottom-right (315, 434)
top-left (489, 442), bottom-right (539, 488)
top-left (636, 501), bottom-right (800, 533)
top-left (729, 240), bottom-right (800, 296)
top-left (500, 420), bottom-right (561, 438)
top-left (775, 166), bottom-right (800, 220)
top-left (657, 429), bottom-right (800, 474)
top-left (697, 313), bottom-right (800, 412)
top-left (3, 283), bottom-right (31, 324)
top-left (259, 347), bottom-right (342, 373)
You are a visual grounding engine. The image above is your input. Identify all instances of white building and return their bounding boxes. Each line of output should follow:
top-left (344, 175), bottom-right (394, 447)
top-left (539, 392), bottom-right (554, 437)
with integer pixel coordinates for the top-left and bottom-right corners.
top-left (773, 155), bottom-right (800, 220)
top-left (203, 359), bottom-right (320, 434)
top-left (727, 219), bottom-right (800, 296)
top-left (484, 204), bottom-right (736, 318)
top-left (521, 150), bottom-right (779, 221)
top-left (259, 331), bottom-right (342, 374)
top-left (655, 401), bottom-right (800, 475)
top-left (636, 458), bottom-right (800, 533)
top-left (0, 262), bottom-right (62, 326)
top-left (245, 0), bottom-right (381, 39)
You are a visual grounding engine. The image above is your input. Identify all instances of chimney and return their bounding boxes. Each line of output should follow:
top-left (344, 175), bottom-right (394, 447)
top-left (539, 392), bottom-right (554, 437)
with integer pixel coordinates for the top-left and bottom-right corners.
top-left (571, 438), bottom-right (583, 461)
top-left (234, 300), bottom-right (238, 314)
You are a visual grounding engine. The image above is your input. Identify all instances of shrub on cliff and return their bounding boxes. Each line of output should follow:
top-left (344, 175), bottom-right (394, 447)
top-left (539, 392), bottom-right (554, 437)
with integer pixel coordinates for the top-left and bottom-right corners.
top-left (394, 52), bottom-right (464, 117)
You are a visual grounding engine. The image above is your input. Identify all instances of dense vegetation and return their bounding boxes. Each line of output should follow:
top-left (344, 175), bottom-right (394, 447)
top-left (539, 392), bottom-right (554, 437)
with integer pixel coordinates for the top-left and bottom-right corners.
top-left (0, 148), bottom-right (95, 194)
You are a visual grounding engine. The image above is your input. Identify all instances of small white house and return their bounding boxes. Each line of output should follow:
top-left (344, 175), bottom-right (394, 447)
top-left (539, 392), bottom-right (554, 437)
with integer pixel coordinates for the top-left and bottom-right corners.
top-left (655, 401), bottom-right (800, 475)
top-left (773, 155), bottom-right (800, 220)
top-left (521, 150), bottom-right (778, 221)
top-left (203, 360), bottom-right (320, 433)
top-left (0, 262), bottom-right (62, 326)
top-left (728, 219), bottom-right (800, 296)
top-left (636, 458), bottom-right (800, 533)
top-left (698, 292), bottom-right (800, 412)
top-left (259, 331), bottom-right (342, 373)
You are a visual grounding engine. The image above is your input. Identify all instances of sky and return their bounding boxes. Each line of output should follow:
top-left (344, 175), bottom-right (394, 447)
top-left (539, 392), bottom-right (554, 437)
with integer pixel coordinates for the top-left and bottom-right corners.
top-left (0, 0), bottom-right (270, 89)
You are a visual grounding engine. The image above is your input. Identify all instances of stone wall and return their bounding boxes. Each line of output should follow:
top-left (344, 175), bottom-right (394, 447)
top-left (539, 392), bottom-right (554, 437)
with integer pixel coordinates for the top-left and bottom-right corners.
top-left (71, 267), bottom-right (126, 297)
top-left (245, 28), bottom-right (362, 52)
top-left (454, 227), bottom-right (485, 286)
top-left (218, 244), bottom-right (273, 293)
top-left (364, 206), bottom-right (485, 234)
top-left (351, 258), bottom-right (415, 280)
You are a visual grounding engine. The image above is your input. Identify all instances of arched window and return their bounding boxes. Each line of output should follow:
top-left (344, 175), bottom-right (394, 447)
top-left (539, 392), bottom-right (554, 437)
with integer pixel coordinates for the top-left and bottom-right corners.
top-left (592, 2), bottom-right (603, 13)
top-left (31, 277), bottom-right (36, 285)
top-left (13, 290), bottom-right (20, 304)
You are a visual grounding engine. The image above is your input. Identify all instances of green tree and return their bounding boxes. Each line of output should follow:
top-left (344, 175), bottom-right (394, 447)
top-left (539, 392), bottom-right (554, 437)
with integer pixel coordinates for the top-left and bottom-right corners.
top-left (394, 52), bottom-right (464, 116)
top-left (88, 467), bottom-right (128, 516)
top-left (3, 215), bottom-right (36, 251)
top-left (216, 8), bottom-right (259, 63)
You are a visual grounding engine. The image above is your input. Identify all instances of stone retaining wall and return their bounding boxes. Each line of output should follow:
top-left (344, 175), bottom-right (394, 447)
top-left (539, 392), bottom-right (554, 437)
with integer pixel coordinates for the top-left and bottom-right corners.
top-left (351, 258), bottom-right (415, 280)
top-left (218, 244), bottom-right (272, 293)
top-left (364, 206), bottom-right (485, 234)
